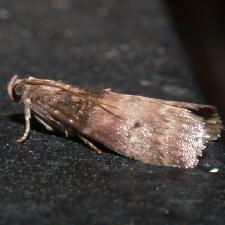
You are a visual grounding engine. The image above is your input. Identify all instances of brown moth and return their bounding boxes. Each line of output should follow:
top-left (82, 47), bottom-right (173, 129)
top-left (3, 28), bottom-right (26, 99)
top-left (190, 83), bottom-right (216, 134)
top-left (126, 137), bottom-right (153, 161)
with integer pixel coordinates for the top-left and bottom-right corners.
top-left (8, 75), bottom-right (222, 168)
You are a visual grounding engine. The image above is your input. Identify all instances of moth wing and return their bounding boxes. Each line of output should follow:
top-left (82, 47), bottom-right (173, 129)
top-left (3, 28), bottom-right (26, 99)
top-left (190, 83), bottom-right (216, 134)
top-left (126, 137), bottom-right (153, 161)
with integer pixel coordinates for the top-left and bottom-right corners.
top-left (27, 84), bottom-right (221, 168)
top-left (82, 92), bottom-right (222, 168)
top-left (29, 88), bottom-right (95, 137)
top-left (30, 98), bottom-right (70, 135)
top-left (147, 98), bottom-right (222, 141)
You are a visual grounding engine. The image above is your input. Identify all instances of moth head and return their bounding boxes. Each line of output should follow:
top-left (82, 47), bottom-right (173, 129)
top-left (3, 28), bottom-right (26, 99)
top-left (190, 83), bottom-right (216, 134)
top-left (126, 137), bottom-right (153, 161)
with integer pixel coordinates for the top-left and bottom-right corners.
top-left (8, 75), bottom-right (26, 102)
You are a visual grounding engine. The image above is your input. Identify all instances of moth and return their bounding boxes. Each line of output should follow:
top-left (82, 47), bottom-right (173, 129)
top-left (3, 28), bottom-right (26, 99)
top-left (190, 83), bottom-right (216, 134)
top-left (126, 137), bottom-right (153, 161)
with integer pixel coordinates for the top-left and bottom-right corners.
top-left (8, 75), bottom-right (222, 168)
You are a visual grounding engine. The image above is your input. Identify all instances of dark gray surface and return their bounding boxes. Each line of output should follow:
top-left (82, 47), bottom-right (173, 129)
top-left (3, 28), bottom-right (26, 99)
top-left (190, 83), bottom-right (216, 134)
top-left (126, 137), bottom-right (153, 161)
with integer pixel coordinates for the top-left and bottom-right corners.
top-left (0, 0), bottom-right (225, 224)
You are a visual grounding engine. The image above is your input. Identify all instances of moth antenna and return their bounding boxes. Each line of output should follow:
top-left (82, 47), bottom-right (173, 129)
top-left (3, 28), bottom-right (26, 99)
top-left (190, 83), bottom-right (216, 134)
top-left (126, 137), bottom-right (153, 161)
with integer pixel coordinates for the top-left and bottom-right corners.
top-left (16, 102), bottom-right (31, 143)
top-left (28, 76), bottom-right (36, 80)
top-left (8, 75), bottom-right (18, 100)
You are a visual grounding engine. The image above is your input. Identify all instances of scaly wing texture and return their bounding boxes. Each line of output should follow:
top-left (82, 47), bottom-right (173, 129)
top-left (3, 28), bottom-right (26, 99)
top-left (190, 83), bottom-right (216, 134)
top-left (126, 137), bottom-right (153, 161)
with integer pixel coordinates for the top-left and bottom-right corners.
top-left (143, 97), bottom-right (222, 141)
top-left (82, 92), bottom-right (222, 168)
top-left (28, 83), bottom-right (221, 168)
top-left (29, 87), bottom-right (94, 135)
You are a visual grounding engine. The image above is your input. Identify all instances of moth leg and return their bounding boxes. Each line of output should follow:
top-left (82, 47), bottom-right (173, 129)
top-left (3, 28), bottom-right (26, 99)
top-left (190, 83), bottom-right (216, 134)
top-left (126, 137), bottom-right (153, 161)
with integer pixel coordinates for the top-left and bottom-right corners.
top-left (78, 135), bottom-right (102, 154)
top-left (16, 103), bottom-right (31, 143)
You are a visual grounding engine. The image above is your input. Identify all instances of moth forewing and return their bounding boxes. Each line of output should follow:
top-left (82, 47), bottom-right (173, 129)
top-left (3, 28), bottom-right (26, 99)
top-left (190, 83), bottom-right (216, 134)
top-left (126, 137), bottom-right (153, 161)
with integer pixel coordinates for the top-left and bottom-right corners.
top-left (8, 76), bottom-right (222, 168)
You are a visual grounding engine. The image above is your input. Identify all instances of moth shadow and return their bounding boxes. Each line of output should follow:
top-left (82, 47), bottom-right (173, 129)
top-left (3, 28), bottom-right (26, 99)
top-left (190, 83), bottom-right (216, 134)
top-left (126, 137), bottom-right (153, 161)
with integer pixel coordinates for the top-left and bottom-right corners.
top-left (8, 113), bottom-right (117, 155)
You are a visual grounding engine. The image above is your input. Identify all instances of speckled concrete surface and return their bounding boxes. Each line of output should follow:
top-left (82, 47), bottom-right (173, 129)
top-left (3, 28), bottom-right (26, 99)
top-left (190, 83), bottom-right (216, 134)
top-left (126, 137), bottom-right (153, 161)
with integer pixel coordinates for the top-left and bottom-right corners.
top-left (0, 0), bottom-right (225, 224)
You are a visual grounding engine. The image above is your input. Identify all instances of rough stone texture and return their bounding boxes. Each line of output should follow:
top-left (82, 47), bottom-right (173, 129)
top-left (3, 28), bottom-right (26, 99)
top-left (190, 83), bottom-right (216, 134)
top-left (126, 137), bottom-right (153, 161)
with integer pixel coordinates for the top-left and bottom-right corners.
top-left (0, 0), bottom-right (225, 224)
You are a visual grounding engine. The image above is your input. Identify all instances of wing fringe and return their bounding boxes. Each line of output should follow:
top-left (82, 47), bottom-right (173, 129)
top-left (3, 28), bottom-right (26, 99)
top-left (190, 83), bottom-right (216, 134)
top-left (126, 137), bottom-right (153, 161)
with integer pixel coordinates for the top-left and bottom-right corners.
top-left (165, 101), bottom-right (222, 141)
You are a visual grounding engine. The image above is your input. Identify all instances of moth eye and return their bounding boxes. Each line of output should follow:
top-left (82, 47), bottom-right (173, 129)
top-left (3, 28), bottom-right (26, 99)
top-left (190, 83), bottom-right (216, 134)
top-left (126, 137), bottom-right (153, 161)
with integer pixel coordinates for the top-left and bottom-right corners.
top-left (12, 84), bottom-right (25, 102)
